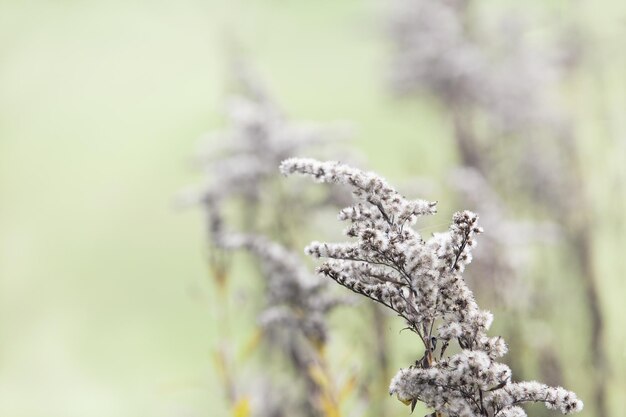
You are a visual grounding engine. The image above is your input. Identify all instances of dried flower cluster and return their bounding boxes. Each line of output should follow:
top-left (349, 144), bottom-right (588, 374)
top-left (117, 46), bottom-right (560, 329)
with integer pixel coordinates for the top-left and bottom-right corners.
top-left (185, 69), bottom-right (358, 417)
top-left (218, 231), bottom-right (343, 354)
top-left (192, 74), bottom-right (352, 351)
top-left (217, 230), bottom-right (347, 417)
top-left (179, 64), bottom-right (353, 245)
top-left (386, 0), bottom-right (580, 218)
top-left (281, 158), bottom-right (583, 417)
top-left (388, 0), bottom-right (563, 133)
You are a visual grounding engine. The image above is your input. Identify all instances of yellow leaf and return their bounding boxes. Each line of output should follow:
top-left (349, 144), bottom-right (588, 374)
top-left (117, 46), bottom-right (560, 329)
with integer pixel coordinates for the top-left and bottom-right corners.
top-left (232, 397), bottom-right (250, 417)
top-left (310, 337), bottom-right (326, 357)
top-left (338, 374), bottom-right (357, 403)
top-left (239, 328), bottom-right (263, 360)
top-left (212, 349), bottom-right (228, 386)
top-left (320, 396), bottom-right (341, 417)
top-left (308, 364), bottom-right (331, 391)
top-left (396, 394), bottom-right (413, 406)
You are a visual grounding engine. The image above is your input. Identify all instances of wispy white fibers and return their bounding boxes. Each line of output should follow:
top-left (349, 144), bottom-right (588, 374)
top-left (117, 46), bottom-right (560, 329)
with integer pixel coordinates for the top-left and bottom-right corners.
top-left (283, 159), bottom-right (583, 417)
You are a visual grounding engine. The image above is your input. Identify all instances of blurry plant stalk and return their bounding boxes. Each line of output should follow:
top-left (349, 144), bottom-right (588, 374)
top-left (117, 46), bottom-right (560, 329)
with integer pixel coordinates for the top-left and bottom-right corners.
top-left (207, 248), bottom-right (239, 409)
top-left (388, 0), bottom-right (608, 415)
top-left (185, 63), bottom-right (363, 417)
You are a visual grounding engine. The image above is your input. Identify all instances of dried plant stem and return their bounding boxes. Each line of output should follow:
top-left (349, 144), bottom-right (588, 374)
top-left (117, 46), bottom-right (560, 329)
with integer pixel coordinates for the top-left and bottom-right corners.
top-left (560, 137), bottom-right (608, 417)
top-left (370, 304), bottom-right (390, 417)
top-left (572, 224), bottom-right (607, 417)
top-left (450, 107), bottom-right (485, 174)
top-left (288, 341), bottom-right (320, 417)
top-left (288, 338), bottom-right (339, 417)
top-left (316, 352), bottom-right (341, 417)
top-left (209, 258), bottom-right (237, 406)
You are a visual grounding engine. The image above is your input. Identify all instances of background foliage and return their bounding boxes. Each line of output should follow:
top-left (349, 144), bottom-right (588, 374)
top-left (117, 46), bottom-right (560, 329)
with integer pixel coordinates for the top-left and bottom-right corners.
top-left (1, 0), bottom-right (625, 416)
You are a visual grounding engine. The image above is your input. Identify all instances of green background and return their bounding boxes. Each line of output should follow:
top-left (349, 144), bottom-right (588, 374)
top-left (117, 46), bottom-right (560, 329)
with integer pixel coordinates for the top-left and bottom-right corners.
top-left (1, 1), bottom-right (625, 416)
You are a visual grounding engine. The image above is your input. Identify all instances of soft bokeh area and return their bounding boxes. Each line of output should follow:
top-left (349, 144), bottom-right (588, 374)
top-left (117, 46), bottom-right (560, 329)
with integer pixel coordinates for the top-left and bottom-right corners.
top-left (1, 1), bottom-right (625, 417)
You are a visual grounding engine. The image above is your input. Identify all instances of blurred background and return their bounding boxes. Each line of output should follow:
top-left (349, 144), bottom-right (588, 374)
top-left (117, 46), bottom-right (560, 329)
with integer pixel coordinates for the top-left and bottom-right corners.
top-left (1, 0), bottom-right (625, 416)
